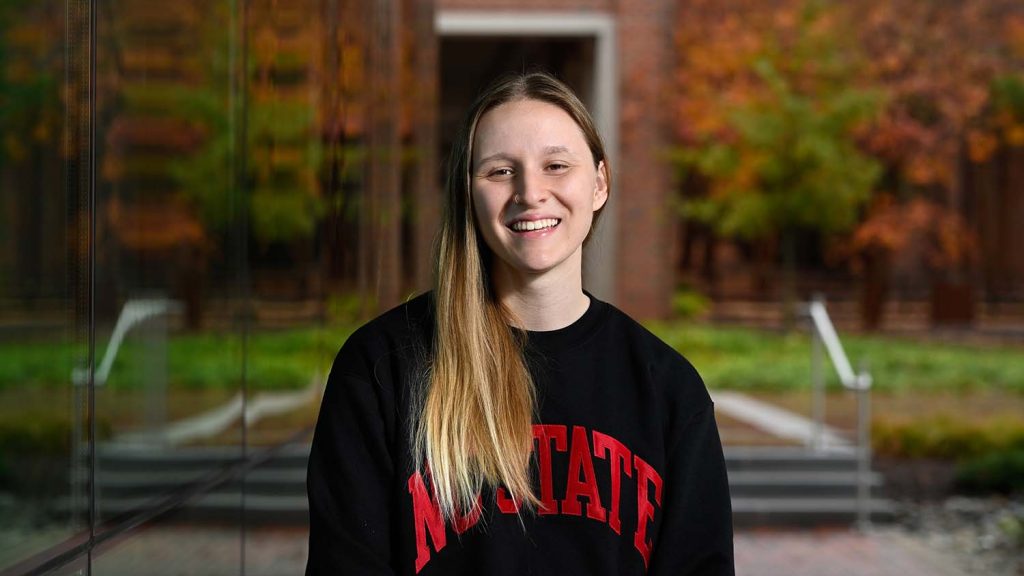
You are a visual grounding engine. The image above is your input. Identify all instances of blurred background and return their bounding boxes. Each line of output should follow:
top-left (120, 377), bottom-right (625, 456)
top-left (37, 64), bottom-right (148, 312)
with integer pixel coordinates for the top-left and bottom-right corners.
top-left (1, 0), bottom-right (1022, 574)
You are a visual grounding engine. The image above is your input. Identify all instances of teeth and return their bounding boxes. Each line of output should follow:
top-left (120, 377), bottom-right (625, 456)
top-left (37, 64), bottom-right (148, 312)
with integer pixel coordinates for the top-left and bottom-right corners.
top-left (511, 218), bottom-right (559, 232)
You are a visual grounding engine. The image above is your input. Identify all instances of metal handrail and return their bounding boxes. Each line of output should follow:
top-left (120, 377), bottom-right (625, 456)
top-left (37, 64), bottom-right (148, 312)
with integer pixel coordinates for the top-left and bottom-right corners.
top-left (804, 294), bottom-right (873, 530)
top-left (72, 299), bottom-right (180, 387)
top-left (70, 298), bottom-right (181, 526)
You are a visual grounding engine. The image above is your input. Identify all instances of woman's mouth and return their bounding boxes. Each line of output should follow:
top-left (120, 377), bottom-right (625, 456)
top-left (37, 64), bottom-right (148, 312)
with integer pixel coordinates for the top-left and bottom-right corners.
top-left (508, 218), bottom-right (561, 233)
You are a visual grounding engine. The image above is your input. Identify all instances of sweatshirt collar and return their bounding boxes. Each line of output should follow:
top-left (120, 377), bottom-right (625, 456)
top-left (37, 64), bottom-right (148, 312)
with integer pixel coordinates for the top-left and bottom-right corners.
top-left (519, 291), bottom-right (607, 354)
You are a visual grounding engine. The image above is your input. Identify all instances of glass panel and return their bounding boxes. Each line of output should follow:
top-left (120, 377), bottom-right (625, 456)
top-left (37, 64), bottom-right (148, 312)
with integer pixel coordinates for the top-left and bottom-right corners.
top-left (90, 5), bottom-right (242, 575)
top-left (44, 554), bottom-right (88, 576)
top-left (4, 0), bottom-right (413, 572)
top-left (241, 4), bottom-right (336, 568)
top-left (92, 514), bottom-right (246, 576)
top-left (0, 0), bottom-right (89, 570)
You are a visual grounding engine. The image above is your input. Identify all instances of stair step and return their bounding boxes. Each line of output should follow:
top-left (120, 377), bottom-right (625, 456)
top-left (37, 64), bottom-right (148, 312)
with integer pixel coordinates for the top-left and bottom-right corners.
top-left (728, 470), bottom-right (885, 498)
top-left (92, 493), bottom-right (311, 525)
top-left (725, 447), bottom-right (864, 472)
top-left (82, 444), bottom-right (897, 528)
top-left (731, 496), bottom-right (898, 527)
top-left (92, 444), bottom-right (310, 472)
top-left (96, 468), bottom-right (307, 486)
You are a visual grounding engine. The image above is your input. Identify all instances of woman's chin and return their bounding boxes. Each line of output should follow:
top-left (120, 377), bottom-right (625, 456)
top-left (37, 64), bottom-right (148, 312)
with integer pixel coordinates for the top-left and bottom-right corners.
top-left (495, 256), bottom-right (579, 282)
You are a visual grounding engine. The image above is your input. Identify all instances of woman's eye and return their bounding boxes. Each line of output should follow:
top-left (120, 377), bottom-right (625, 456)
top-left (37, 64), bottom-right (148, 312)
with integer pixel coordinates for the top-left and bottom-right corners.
top-left (547, 163), bottom-right (569, 172)
top-left (489, 168), bottom-right (514, 178)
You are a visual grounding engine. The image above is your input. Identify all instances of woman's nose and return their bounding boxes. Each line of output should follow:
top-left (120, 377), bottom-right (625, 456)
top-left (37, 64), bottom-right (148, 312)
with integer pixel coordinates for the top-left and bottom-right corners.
top-left (515, 169), bottom-right (549, 206)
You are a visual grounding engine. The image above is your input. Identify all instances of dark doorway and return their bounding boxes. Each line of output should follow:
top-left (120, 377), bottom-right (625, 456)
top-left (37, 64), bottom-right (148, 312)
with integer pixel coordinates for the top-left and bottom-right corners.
top-left (439, 37), bottom-right (595, 168)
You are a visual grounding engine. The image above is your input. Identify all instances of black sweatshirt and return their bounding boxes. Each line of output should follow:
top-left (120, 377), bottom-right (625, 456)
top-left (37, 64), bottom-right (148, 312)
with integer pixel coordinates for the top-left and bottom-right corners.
top-left (306, 292), bottom-right (734, 575)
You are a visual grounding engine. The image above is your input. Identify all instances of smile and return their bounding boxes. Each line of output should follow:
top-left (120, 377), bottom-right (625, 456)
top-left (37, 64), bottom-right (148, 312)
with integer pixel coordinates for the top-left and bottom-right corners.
top-left (508, 218), bottom-right (561, 232)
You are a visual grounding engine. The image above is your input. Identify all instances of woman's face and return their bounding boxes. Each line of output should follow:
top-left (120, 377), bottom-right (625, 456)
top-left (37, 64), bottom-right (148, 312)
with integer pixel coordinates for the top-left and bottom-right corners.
top-left (470, 99), bottom-right (608, 284)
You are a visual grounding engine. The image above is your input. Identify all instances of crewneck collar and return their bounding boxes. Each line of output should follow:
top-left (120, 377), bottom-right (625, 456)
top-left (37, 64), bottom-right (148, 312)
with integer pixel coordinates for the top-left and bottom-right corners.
top-left (517, 291), bottom-right (607, 354)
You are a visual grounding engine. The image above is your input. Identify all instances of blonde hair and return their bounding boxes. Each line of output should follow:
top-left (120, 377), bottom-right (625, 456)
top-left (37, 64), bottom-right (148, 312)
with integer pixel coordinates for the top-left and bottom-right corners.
top-left (415, 71), bottom-right (610, 521)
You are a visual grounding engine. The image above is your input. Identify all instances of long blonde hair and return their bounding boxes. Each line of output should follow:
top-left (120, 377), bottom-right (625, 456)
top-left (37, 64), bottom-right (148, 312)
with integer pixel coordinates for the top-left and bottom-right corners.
top-left (415, 71), bottom-right (610, 521)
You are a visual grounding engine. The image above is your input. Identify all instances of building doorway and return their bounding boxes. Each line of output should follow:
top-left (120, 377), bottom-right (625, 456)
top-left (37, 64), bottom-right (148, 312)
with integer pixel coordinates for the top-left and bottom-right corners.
top-left (436, 11), bottom-right (618, 301)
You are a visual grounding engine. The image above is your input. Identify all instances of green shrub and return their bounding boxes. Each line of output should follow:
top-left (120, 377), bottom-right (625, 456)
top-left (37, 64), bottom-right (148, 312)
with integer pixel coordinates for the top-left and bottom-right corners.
top-left (956, 449), bottom-right (1024, 495)
top-left (0, 415), bottom-right (113, 457)
top-left (328, 292), bottom-right (377, 325)
top-left (671, 288), bottom-right (711, 320)
top-left (873, 416), bottom-right (1024, 460)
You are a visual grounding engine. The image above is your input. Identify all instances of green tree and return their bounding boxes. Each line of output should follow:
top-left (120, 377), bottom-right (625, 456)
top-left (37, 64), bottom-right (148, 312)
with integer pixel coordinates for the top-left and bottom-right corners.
top-left (673, 0), bottom-right (882, 315)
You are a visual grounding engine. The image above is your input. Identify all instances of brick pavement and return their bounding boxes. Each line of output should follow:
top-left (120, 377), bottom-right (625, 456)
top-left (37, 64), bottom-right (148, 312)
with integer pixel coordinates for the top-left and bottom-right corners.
top-left (90, 525), bottom-right (309, 576)
top-left (735, 528), bottom-right (969, 576)
top-left (85, 525), bottom-right (972, 575)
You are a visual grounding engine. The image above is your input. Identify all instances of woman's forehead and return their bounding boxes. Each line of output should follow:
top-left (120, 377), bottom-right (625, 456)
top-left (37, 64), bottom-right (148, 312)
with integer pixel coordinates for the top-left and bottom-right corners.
top-left (472, 99), bottom-right (588, 162)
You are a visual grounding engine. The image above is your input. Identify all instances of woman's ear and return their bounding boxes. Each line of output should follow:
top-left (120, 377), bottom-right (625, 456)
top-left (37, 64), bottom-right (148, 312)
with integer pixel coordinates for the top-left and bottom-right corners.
top-left (593, 160), bottom-right (609, 211)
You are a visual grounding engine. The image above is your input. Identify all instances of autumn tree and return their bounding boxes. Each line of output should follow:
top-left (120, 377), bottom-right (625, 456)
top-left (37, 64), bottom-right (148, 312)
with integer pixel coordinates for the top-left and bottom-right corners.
top-left (673, 0), bottom-right (1024, 327)
top-left (672, 0), bottom-right (882, 315)
top-left (847, 0), bottom-right (1023, 325)
top-left (0, 0), bottom-right (64, 300)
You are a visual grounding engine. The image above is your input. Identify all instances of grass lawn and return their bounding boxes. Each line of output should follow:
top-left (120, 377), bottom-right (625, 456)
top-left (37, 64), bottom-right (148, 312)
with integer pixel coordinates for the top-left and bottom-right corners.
top-left (3, 321), bottom-right (1020, 393)
top-left (0, 321), bottom-right (1020, 452)
top-left (648, 322), bottom-right (1024, 393)
top-left (0, 325), bottom-right (355, 391)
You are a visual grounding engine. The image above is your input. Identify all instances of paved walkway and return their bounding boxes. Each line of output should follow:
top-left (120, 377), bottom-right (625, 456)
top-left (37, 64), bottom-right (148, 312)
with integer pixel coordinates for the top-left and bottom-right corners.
top-left (712, 390), bottom-right (851, 449)
top-left (88, 525), bottom-right (975, 575)
top-left (735, 528), bottom-right (970, 576)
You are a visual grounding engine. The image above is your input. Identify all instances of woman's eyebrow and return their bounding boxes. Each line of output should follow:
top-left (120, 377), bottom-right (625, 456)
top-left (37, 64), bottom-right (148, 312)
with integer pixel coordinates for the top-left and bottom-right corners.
top-left (476, 152), bottom-right (515, 166)
top-left (476, 146), bottom-right (576, 167)
top-left (542, 145), bottom-right (572, 156)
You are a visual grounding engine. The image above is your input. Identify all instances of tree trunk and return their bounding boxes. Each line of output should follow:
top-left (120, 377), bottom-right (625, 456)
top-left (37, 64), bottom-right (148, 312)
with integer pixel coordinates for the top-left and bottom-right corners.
top-left (860, 247), bottom-right (889, 331)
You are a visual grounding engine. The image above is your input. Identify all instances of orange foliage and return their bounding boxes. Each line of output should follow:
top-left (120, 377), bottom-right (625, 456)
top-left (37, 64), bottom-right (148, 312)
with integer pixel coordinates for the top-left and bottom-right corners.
top-left (106, 196), bottom-right (206, 252)
top-left (851, 0), bottom-right (1019, 189)
top-left (674, 0), bottom-right (1022, 271)
top-left (851, 194), bottom-right (977, 270)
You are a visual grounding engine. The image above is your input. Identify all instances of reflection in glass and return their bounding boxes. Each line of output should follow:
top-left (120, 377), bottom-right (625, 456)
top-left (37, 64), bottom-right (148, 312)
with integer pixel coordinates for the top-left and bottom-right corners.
top-left (91, 0), bottom-right (246, 531)
top-left (2, 0), bottom-right (426, 572)
top-left (0, 0), bottom-right (86, 568)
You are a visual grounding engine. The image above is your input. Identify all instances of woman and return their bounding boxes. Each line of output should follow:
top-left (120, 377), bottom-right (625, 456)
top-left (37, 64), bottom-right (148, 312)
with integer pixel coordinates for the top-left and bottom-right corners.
top-left (306, 72), bottom-right (734, 575)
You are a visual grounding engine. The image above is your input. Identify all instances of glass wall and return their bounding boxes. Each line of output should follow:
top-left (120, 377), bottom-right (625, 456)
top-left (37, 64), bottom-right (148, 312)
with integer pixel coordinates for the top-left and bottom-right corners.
top-left (0, 0), bottom-right (88, 571)
top-left (0, 0), bottom-right (435, 573)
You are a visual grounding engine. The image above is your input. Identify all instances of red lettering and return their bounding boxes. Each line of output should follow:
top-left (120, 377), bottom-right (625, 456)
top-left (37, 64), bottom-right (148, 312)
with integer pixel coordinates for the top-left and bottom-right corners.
top-left (633, 454), bottom-right (663, 569)
top-left (593, 430), bottom-right (632, 534)
top-left (496, 487), bottom-right (521, 514)
top-left (408, 426), bottom-right (666, 572)
top-left (452, 494), bottom-right (483, 534)
top-left (533, 424), bottom-right (567, 515)
top-left (407, 471), bottom-right (447, 573)
top-left (562, 425), bottom-right (608, 522)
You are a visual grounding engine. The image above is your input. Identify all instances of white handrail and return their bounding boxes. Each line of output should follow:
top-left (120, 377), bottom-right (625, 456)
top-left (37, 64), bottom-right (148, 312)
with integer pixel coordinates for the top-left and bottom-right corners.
top-left (804, 295), bottom-right (873, 531)
top-left (807, 300), bottom-right (872, 390)
top-left (72, 299), bottom-right (181, 387)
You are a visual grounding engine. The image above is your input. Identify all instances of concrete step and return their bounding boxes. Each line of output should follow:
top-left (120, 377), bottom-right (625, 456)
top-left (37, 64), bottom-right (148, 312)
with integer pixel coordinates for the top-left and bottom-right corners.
top-left (81, 493), bottom-right (311, 525)
top-left (92, 444), bottom-right (310, 472)
top-left (724, 447), bottom-right (896, 526)
top-left (732, 496), bottom-right (898, 527)
top-left (85, 444), bottom-right (896, 528)
top-left (725, 446), bottom-right (862, 473)
top-left (95, 468), bottom-right (307, 498)
top-left (728, 470), bottom-right (885, 499)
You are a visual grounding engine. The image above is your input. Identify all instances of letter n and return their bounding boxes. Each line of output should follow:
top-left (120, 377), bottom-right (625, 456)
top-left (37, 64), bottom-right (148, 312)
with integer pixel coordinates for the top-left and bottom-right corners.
top-left (408, 471), bottom-right (446, 573)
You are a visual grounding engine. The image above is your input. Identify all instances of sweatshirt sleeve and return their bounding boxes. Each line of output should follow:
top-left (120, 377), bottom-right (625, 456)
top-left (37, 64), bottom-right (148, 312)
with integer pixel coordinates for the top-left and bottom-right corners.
top-left (306, 349), bottom-right (398, 575)
top-left (648, 404), bottom-right (735, 576)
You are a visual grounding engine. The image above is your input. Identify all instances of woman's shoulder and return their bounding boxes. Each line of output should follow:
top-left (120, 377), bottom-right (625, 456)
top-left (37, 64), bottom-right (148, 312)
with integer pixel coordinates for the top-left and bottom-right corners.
top-left (332, 291), bottom-right (434, 378)
top-left (598, 300), bottom-right (691, 364)
top-left (596, 298), bottom-right (710, 405)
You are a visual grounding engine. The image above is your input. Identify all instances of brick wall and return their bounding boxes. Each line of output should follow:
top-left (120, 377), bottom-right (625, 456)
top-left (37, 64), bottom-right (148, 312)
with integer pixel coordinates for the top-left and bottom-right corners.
top-left (613, 0), bottom-right (676, 319)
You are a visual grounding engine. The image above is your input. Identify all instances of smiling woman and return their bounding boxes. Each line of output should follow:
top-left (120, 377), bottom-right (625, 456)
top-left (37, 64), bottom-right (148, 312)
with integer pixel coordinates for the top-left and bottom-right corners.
top-left (306, 72), bottom-right (734, 576)
top-left (471, 99), bottom-right (608, 299)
